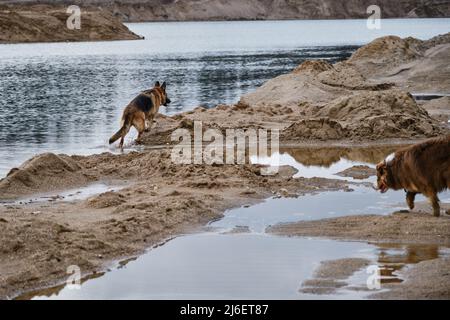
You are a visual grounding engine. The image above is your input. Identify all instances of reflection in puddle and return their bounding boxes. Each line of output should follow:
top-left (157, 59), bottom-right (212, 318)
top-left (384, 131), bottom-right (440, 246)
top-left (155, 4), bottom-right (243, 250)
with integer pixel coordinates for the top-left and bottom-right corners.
top-left (252, 146), bottom-right (402, 183)
top-left (4, 183), bottom-right (125, 205)
top-left (412, 93), bottom-right (450, 101)
top-left (375, 244), bottom-right (447, 285)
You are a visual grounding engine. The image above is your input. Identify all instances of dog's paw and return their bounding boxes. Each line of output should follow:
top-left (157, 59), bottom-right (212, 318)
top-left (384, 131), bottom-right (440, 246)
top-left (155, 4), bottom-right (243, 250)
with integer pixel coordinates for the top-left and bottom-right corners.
top-left (406, 201), bottom-right (414, 210)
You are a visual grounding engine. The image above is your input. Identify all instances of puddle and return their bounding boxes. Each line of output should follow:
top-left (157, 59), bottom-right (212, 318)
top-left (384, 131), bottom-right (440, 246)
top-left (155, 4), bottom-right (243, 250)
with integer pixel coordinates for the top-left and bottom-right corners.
top-left (3, 183), bottom-right (125, 205)
top-left (252, 146), bottom-right (402, 183)
top-left (211, 186), bottom-right (409, 233)
top-left (18, 146), bottom-right (450, 300)
top-left (21, 233), bottom-right (450, 300)
top-left (21, 234), bottom-right (378, 300)
top-left (412, 93), bottom-right (450, 101)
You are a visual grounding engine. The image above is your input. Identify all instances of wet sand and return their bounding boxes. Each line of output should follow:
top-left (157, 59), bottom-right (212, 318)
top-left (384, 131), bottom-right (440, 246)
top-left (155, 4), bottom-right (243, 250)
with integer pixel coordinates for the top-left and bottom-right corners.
top-left (0, 148), bottom-right (354, 299)
top-left (268, 208), bottom-right (450, 245)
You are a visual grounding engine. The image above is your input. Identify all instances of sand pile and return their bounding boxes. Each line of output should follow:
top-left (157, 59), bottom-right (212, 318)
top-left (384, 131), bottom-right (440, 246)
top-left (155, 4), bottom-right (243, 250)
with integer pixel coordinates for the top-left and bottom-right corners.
top-left (239, 33), bottom-right (449, 143)
top-left (281, 90), bottom-right (444, 142)
top-left (0, 153), bottom-right (89, 199)
top-left (348, 33), bottom-right (450, 92)
top-left (347, 35), bottom-right (423, 75)
top-left (240, 57), bottom-right (396, 109)
top-left (0, 4), bottom-right (141, 43)
top-left (420, 97), bottom-right (450, 123)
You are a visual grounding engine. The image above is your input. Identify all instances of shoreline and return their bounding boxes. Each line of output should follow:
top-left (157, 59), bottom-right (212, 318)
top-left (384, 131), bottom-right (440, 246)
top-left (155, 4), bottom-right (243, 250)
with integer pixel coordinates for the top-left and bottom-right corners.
top-left (125, 17), bottom-right (450, 23)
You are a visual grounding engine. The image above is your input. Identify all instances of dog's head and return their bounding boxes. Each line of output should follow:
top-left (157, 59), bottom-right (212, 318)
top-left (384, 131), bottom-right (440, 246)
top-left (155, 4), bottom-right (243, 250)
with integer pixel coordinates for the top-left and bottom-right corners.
top-left (375, 153), bottom-right (395, 193)
top-left (154, 81), bottom-right (171, 106)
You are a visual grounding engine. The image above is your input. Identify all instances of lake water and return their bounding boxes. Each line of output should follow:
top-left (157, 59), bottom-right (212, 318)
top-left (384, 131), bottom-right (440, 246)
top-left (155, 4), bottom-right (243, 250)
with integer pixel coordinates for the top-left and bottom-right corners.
top-left (0, 18), bottom-right (449, 177)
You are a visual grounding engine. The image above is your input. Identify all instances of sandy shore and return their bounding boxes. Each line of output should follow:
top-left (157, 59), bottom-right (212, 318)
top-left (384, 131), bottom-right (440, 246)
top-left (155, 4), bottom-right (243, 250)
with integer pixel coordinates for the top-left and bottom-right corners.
top-left (268, 209), bottom-right (450, 245)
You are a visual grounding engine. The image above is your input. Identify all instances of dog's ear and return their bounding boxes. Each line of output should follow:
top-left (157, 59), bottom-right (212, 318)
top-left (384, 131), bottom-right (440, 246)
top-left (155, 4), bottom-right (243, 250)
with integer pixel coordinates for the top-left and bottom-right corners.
top-left (161, 81), bottom-right (166, 90)
top-left (154, 81), bottom-right (161, 87)
top-left (376, 162), bottom-right (386, 175)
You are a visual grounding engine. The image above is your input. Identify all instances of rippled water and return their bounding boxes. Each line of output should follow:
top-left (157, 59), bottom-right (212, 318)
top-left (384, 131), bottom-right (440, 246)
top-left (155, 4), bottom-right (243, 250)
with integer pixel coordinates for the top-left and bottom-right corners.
top-left (1, 19), bottom-right (449, 177)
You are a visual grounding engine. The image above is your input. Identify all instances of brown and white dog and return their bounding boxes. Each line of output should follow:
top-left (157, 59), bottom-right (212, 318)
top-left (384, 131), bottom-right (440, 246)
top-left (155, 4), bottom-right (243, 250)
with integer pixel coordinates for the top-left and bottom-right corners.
top-left (109, 81), bottom-right (171, 149)
top-left (376, 135), bottom-right (450, 217)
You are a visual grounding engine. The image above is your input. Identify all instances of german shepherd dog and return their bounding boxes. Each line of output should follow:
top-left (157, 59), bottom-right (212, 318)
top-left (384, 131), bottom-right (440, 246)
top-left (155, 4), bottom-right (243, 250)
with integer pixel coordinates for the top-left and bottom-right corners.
top-left (109, 81), bottom-right (171, 149)
top-left (376, 135), bottom-right (450, 217)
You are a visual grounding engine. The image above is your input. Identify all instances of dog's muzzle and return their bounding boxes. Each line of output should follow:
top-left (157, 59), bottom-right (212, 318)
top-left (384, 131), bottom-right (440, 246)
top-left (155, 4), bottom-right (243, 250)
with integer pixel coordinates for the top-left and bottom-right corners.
top-left (164, 98), bottom-right (171, 106)
top-left (378, 181), bottom-right (388, 193)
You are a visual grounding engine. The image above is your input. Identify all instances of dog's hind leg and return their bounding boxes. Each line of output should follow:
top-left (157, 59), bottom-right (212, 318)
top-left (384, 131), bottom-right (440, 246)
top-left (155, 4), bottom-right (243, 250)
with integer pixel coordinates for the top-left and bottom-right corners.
top-left (119, 136), bottom-right (125, 150)
top-left (406, 191), bottom-right (417, 210)
top-left (118, 124), bottom-right (131, 150)
top-left (145, 115), bottom-right (154, 132)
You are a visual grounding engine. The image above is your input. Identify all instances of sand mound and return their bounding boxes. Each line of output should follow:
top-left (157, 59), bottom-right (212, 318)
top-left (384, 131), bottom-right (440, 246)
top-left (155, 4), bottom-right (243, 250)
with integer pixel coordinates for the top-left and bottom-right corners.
top-left (348, 36), bottom-right (423, 73)
top-left (420, 97), bottom-right (450, 123)
top-left (348, 33), bottom-right (450, 92)
top-left (281, 90), bottom-right (445, 142)
top-left (0, 153), bottom-right (88, 199)
top-left (240, 60), bottom-right (392, 108)
top-left (0, 4), bottom-right (141, 43)
top-left (335, 165), bottom-right (376, 179)
top-left (293, 60), bottom-right (334, 75)
top-left (87, 191), bottom-right (126, 209)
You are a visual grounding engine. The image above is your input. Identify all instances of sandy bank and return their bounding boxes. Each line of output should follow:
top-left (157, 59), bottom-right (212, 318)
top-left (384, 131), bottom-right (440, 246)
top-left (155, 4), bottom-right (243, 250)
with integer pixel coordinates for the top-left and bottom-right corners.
top-left (268, 210), bottom-right (450, 245)
top-left (0, 148), bottom-right (356, 299)
top-left (0, 4), bottom-right (141, 43)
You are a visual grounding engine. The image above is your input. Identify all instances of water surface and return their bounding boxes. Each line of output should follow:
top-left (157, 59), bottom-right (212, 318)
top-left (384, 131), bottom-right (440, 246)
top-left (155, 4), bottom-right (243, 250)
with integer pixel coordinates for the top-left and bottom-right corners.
top-left (1, 19), bottom-right (449, 177)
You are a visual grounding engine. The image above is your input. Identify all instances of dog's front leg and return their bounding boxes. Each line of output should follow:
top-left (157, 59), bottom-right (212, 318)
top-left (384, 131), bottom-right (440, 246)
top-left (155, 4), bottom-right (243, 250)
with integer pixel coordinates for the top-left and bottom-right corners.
top-left (406, 191), bottom-right (417, 210)
top-left (426, 193), bottom-right (441, 217)
top-left (145, 115), bottom-right (154, 132)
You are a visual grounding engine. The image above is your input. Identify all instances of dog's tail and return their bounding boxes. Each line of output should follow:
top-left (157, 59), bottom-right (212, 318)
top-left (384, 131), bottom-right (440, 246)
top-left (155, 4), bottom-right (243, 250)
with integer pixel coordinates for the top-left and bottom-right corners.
top-left (109, 114), bottom-right (131, 145)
